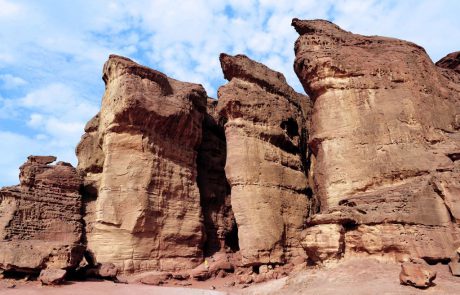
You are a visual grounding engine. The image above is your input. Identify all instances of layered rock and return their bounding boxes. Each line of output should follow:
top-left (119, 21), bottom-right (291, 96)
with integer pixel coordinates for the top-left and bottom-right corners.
top-left (0, 156), bottom-right (84, 273)
top-left (436, 51), bottom-right (460, 97)
top-left (436, 51), bottom-right (460, 74)
top-left (76, 55), bottom-right (207, 273)
top-left (197, 98), bottom-right (236, 255)
top-left (301, 224), bottom-right (344, 263)
top-left (292, 19), bottom-right (460, 261)
top-left (217, 53), bottom-right (312, 266)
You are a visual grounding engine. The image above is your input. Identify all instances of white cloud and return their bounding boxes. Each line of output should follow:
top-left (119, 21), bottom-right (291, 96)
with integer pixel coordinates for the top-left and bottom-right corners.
top-left (0, 74), bottom-right (27, 89)
top-left (331, 0), bottom-right (460, 62)
top-left (27, 113), bottom-right (44, 127)
top-left (0, 129), bottom-right (82, 186)
top-left (0, 0), bottom-right (22, 18)
top-left (0, 96), bottom-right (18, 119)
top-left (19, 83), bottom-right (98, 141)
top-left (0, 83), bottom-right (98, 185)
top-left (0, 131), bottom-right (40, 185)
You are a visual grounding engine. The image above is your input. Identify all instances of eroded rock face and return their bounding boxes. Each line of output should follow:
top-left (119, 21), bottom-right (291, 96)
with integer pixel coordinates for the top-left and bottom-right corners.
top-left (436, 51), bottom-right (460, 74)
top-left (0, 156), bottom-right (84, 273)
top-left (301, 224), bottom-right (344, 263)
top-left (292, 19), bottom-right (460, 262)
top-left (217, 53), bottom-right (312, 266)
top-left (399, 259), bottom-right (437, 289)
top-left (76, 55), bottom-right (207, 273)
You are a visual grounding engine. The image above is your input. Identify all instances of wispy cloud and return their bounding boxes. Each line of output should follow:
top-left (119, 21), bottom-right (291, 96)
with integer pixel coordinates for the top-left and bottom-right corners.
top-left (0, 0), bottom-right (459, 186)
top-left (0, 74), bottom-right (27, 89)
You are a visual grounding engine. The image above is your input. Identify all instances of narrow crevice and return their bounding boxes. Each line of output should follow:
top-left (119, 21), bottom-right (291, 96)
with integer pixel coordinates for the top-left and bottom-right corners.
top-left (225, 220), bottom-right (239, 252)
top-left (197, 110), bottom-right (239, 257)
top-left (299, 115), bottom-right (320, 216)
top-left (423, 257), bottom-right (451, 265)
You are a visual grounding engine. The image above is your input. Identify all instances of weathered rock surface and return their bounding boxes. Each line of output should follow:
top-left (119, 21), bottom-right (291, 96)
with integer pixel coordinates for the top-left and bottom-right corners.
top-left (197, 98), bottom-right (236, 255)
top-left (189, 252), bottom-right (235, 281)
top-left (217, 53), bottom-right (312, 266)
top-left (292, 18), bottom-right (460, 209)
top-left (292, 19), bottom-right (460, 261)
top-left (449, 255), bottom-right (460, 276)
top-left (436, 51), bottom-right (460, 74)
top-left (399, 259), bottom-right (436, 289)
top-left (76, 55), bottom-right (207, 273)
top-left (2, 19), bottom-right (459, 290)
top-left (39, 268), bottom-right (67, 285)
top-left (301, 224), bottom-right (344, 263)
top-left (139, 272), bottom-right (171, 286)
top-left (0, 156), bottom-right (84, 273)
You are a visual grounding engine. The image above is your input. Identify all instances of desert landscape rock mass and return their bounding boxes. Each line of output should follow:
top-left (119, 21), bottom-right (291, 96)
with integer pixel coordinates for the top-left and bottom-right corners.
top-left (217, 53), bottom-right (312, 266)
top-left (76, 55), bottom-right (208, 273)
top-left (292, 18), bottom-right (460, 263)
top-left (0, 156), bottom-right (84, 274)
top-left (0, 18), bottom-right (459, 292)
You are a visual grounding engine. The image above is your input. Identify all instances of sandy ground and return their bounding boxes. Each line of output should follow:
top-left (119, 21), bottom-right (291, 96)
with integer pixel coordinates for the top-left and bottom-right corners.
top-left (0, 280), bottom-right (233, 295)
top-left (2, 258), bottom-right (460, 294)
top-left (243, 258), bottom-right (460, 295)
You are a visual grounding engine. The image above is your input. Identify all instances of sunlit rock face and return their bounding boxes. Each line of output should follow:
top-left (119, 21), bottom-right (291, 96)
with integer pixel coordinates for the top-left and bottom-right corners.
top-left (0, 156), bottom-right (84, 273)
top-left (292, 19), bottom-right (460, 262)
top-left (77, 55), bottom-right (207, 273)
top-left (217, 53), bottom-right (313, 266)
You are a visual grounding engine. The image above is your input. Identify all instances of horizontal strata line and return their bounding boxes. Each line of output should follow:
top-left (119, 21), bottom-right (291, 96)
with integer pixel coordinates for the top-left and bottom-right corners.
top-left (231, 183), bottom-right (309, 195)
top-left (309, 219), bottom-right (451, 228)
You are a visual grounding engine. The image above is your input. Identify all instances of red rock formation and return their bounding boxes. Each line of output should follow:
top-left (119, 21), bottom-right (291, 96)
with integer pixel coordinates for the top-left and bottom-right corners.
top-left (436, 51), bottom-right (460, 74)
top-left (0, 156), bottom-right (84, 273)
top-left (76, 55), bottom-right (207, 273)
top-left (217, 53), bottom-right (313, 266)
top-left (292, 19), bottom-right (460, 262)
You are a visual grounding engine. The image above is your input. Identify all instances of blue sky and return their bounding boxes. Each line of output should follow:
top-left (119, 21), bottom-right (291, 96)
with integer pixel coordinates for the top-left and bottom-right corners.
top-left (0, 0), bottom-right (459, 186)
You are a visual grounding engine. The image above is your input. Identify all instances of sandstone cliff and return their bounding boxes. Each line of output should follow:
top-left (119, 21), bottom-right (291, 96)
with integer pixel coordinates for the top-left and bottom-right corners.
top-left (217, 53), bottom-right (313, 266)
top-left (0, 156), bottom-right (84, 273)
top-left (292, 19), bottom-right (460, 262)
top-left (1, 18), bottom-right (459, 289)
top-left (76, 55), bottom-right (207, 273)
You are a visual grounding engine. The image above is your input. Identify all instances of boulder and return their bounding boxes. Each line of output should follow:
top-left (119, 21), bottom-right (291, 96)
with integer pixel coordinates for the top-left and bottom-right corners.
top-left (98, 263), bottom-right (118, 279)
top-left (449, 258), bottom-right (460, 276)
top-left (399, 259), bottom-right (436, 289)
top-left (301, 224), bottom-right (344, 263)
top-left (0, 156), bottom-right (84, 273)
top-left (190, 264), bottom-right (211, 281)
top-left (81, 262), bottom-right (119, 280)
top-left (39, 268), bottom-right (67, 285)
top-left (449, 250), bottom-right (460, 276)
top-left (139, 272), bottom-right (171, 286)
top-left (217, 53), bottom-right (313, 266)
top-left (76, 55), bottom-right (208, 273)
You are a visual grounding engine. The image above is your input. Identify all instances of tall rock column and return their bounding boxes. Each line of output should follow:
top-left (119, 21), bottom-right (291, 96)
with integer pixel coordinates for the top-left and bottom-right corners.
top-left (217, 53), bottom-right (312, 266)
top-left (292, 19), bottom-right (460, 261)
top-left (77, 55), bottom-right (207, 273)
